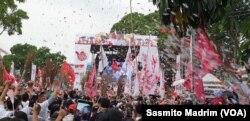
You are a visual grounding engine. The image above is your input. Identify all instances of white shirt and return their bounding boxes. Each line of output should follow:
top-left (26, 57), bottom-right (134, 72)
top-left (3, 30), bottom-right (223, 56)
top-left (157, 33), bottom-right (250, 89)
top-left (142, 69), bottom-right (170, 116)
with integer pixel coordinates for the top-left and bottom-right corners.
top-left (38, 100), bottom-right (50, 121)
top-left (22, 101), bottom-right (29, 108)
top-left (0, 105), bottom-right (14, 119)
top-left (21, 100), bottom-right (50, 121)
top-left (63, 114), bottom-right (74, 121)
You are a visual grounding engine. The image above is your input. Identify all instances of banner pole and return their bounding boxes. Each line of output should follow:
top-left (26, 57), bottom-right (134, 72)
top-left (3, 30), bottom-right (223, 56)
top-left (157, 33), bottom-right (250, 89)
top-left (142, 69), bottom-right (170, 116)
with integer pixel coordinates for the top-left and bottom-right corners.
top-left (190, 28), bottom-right (194, 93)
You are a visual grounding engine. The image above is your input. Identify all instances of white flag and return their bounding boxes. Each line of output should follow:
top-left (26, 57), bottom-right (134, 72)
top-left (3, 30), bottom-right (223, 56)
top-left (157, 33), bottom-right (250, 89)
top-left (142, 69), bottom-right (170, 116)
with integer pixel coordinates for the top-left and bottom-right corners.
top-left (175, 54), bottom-right (181, 81)
top-left (10, 61), bottom-right (14, 76)
top-left (31, 64), bottom-right (37, 81)
top-left (98, 45), bottom-right (109, 72)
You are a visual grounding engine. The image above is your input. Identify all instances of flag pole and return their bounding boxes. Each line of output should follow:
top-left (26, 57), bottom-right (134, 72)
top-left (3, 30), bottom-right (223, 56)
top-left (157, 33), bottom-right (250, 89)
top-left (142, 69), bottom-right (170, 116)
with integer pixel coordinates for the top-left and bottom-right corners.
top-left (100, 43), bottom-right (105, 96)
top-left (190, 28), bottom-right (194, 93)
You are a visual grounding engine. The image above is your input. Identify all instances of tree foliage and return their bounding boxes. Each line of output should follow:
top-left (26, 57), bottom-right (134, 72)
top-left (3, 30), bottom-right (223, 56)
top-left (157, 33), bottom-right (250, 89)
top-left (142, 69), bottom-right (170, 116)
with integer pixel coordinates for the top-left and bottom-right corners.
top-left (0, 0), bottom-right (29, 35)
top-left (153, 0), bottom-right (229, 33)
top-left (110, 12), bottom-right (161, 35)
top-left (2, 44), bottom-right (66, 80)
top-left (205, 0), bottom-right (250, 64)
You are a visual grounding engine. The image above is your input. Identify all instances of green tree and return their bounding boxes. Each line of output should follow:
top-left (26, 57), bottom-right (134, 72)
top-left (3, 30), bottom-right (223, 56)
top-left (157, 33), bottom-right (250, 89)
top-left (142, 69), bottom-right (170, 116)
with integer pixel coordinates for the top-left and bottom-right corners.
top-left (2, 44), bottom-right (66, 81)
top-left (153, 0), bottom-right (229, 32)
top-left (2, 43), bottom-right (37, 80)
top-left (33, 47), bottom-right (66, 68)
top-left (204, 0), bottom-right (250, 64)
top-left (0, 0), bottom-right (29, 35)
top-left (110, 12), bottom-right (161, 35)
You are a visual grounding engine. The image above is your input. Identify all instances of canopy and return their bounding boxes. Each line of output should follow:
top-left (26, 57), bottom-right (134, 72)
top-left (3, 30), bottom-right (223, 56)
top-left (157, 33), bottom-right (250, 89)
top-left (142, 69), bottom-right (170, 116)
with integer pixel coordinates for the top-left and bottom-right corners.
top-left (202, 73), bottom-right (221, 83)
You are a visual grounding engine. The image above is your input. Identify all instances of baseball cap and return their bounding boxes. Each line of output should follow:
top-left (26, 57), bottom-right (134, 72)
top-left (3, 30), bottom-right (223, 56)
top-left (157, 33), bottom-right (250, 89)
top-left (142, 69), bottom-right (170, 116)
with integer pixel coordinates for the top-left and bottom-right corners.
top-left (68, 104), bottom-right (77, 112)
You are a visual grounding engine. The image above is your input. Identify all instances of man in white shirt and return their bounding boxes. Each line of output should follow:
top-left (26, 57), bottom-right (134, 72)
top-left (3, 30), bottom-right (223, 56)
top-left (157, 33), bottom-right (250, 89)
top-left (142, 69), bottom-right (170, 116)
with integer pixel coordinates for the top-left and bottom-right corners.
top-left (21, 88), bottom-right (59, 121)
top-left (0, 80), bottom-right (13, 119)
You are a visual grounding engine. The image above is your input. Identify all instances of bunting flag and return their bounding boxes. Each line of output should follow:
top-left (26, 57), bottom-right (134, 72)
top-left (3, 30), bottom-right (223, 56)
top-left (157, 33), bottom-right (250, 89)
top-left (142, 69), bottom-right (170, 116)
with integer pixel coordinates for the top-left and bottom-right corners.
top-left (31, 64), bottom-right (36, 81)
top-left (85, 64), bottom-right (97, 97)
top-left (61, 61), bottom-right (75, 84)
top-left (98, 45), bottom-right (109, 73)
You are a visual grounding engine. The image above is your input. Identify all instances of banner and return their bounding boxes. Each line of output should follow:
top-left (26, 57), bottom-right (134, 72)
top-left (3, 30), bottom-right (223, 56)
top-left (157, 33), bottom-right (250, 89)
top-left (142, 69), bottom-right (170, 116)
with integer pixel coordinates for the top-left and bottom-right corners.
top-left (31, 64), bottom-right (36, 81)
top-left (143, 46), bottom-right (161, 95)
top-left (75, 33), bottom-right (158, 46)
top-left (74, 44), bottom-right (91, 90)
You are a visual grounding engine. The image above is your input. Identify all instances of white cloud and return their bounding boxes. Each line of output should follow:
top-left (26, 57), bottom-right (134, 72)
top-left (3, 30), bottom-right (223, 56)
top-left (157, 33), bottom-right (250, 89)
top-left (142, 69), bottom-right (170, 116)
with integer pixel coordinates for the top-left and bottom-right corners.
top-left (0, 0), bottom-right (157, 63)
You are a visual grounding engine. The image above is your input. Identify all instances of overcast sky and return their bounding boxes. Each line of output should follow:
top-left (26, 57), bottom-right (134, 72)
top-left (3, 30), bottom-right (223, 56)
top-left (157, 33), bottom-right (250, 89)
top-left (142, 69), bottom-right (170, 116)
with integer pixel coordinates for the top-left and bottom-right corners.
top-left (0, 0), bottom-right (157, 63)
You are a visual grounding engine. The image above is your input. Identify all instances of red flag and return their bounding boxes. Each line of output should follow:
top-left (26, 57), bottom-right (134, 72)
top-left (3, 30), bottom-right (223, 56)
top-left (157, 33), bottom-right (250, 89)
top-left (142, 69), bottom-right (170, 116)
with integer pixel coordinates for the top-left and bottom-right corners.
top-left (195, 26), bottom-right (222, 73)
top-left (184, 79), bottom-right (191, 90)
top-left (87, 64), bottom-right (96, 84)
top-left (61, 61), bottom-right (75, 84)
top-left (184, 61), bottom-right (205, 102)
top-left (85, 64), bottom-right (97, 97)
top-left (193, 77), bottom-right (205, 102)
top-left (3, 67), bottom-right (15, 83)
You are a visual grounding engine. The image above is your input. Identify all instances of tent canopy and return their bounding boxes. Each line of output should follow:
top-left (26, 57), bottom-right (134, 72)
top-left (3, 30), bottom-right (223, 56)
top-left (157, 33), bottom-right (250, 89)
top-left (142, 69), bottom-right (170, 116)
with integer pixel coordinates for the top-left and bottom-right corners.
top-left (202, 73), bottom-right (221, 83)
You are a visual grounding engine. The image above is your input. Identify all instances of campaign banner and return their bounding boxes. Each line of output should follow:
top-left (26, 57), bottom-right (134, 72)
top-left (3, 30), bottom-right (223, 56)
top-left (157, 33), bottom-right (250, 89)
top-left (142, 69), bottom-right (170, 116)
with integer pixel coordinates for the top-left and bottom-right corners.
top-left (31, 64), bottom-right (36, 81)
top-left (75, 33), bottom-right (158, 46)
top-left (74, 44), bottom-right (91, 90)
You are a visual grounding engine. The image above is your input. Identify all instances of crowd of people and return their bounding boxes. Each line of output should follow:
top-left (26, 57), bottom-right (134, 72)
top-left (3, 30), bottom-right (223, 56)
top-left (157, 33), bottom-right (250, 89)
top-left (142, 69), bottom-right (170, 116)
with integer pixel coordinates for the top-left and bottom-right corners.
top-left (0, 70), bottom-right (249, 121)
top-left (0, 80), bottom-right (144, 121)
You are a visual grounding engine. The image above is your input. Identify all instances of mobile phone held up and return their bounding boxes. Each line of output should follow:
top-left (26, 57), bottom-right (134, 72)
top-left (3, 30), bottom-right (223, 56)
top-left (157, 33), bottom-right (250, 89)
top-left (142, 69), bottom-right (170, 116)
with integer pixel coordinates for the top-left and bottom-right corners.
top-left (75, 100), bottom-right (93, 121)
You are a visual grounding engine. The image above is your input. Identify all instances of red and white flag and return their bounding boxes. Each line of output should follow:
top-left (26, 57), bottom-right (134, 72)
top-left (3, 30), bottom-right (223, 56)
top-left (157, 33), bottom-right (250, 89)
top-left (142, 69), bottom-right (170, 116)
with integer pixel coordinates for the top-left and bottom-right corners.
top-left (85, 64), bottom-right (97, 97)
top-left (194, 26), bottom-right (222, 72)
top-left (184, 26), bottom-right (222, 102)
top-left (61, 61), bottom-right (75, 84)
top-left (3, 67), bottom-right (15, 83)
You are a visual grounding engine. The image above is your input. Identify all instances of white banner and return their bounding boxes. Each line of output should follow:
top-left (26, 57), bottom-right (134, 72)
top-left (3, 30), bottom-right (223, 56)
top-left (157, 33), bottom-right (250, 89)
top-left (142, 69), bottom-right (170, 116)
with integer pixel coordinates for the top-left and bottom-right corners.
top-left (175, 54), bottom-right (181, 81)
top-left (10, 61), bottom-right (14, 76)
top-left (141, 46), bottom-right (161, 95)
top-left (74, 44), bottom-right (91, 90)
top-left (31, 64), bottom-right (36, 81)
top-left (98, 45), bottom-right (109, 72)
